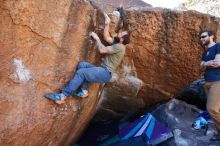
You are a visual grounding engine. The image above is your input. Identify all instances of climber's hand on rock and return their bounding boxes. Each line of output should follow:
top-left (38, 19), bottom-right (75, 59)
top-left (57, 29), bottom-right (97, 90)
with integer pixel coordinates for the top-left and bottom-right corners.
top-left (89, 32), bottom-right (99, 40)
top-left (104, 12), bottom-right (111, 24)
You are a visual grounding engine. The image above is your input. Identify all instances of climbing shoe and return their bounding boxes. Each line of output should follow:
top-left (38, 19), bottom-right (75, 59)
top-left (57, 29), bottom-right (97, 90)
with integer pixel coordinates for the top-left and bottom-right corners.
top-left (74, 89), bottom-right (88, 98)
top-left (45, 93), bottom-right (66, 104)
top-left (192, 116), bottom-right (208, 130)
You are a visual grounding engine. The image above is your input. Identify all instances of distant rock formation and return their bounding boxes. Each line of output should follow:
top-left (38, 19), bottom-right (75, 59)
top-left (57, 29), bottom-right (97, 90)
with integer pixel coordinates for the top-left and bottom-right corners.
top-left (90, 0), bottom-right (151, 13)
top-left (178, 0), bottom-right (220, 17)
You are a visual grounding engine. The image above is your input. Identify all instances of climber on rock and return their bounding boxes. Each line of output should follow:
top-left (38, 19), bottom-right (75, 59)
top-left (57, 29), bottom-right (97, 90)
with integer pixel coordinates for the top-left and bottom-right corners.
top-left (44, 8), bottom-right (130, 104)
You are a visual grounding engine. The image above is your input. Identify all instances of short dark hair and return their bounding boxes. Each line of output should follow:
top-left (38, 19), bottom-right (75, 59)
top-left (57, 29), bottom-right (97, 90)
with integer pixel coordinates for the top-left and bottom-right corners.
top-left (199, 30), bottom-right (216, 42)
top-left (122, 33), bottom-right (130, 45)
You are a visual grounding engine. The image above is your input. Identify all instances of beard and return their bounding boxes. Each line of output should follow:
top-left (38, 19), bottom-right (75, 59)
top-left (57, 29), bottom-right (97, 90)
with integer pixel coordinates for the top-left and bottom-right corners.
top-left (201, 39), bottom-right (210, 47)
top-left (113, 36), bottom-right (120, 44)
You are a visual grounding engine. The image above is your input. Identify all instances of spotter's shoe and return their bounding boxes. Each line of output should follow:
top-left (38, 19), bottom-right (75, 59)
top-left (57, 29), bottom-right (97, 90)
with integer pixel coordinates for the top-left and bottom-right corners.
top-left (192, 116), bottom-right (208, 130)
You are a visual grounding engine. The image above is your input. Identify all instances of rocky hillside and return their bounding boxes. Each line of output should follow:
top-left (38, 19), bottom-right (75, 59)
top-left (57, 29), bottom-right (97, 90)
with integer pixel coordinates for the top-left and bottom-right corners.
top-left (179, 0), bottom-right (220, 17)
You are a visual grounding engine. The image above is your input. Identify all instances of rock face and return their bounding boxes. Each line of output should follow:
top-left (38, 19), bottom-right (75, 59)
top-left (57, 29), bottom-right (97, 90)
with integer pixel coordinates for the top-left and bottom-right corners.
top-left (0, 0), bottom-right (100, 145)
top-left (1, 0), bottom-right (220, 145)
top-left (127, 9), bottom-right (220, 105)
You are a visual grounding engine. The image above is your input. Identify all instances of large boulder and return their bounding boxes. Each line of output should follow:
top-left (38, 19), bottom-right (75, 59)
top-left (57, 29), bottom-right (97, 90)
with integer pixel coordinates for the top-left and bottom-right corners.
top-left (126, 9), bottom-right (220, 105)
top-left (0, 0), bottom-right (101, 145)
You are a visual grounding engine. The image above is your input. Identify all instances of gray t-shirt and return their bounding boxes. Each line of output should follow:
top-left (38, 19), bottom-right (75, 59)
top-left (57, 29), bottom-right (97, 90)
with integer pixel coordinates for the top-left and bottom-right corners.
top-left (102, 43), bottom-right (125, 72)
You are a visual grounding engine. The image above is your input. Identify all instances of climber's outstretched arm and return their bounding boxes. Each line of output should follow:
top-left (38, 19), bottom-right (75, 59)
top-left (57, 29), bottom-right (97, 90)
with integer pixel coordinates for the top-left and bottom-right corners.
top-left (103, 13), bottom-right (114, 44)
